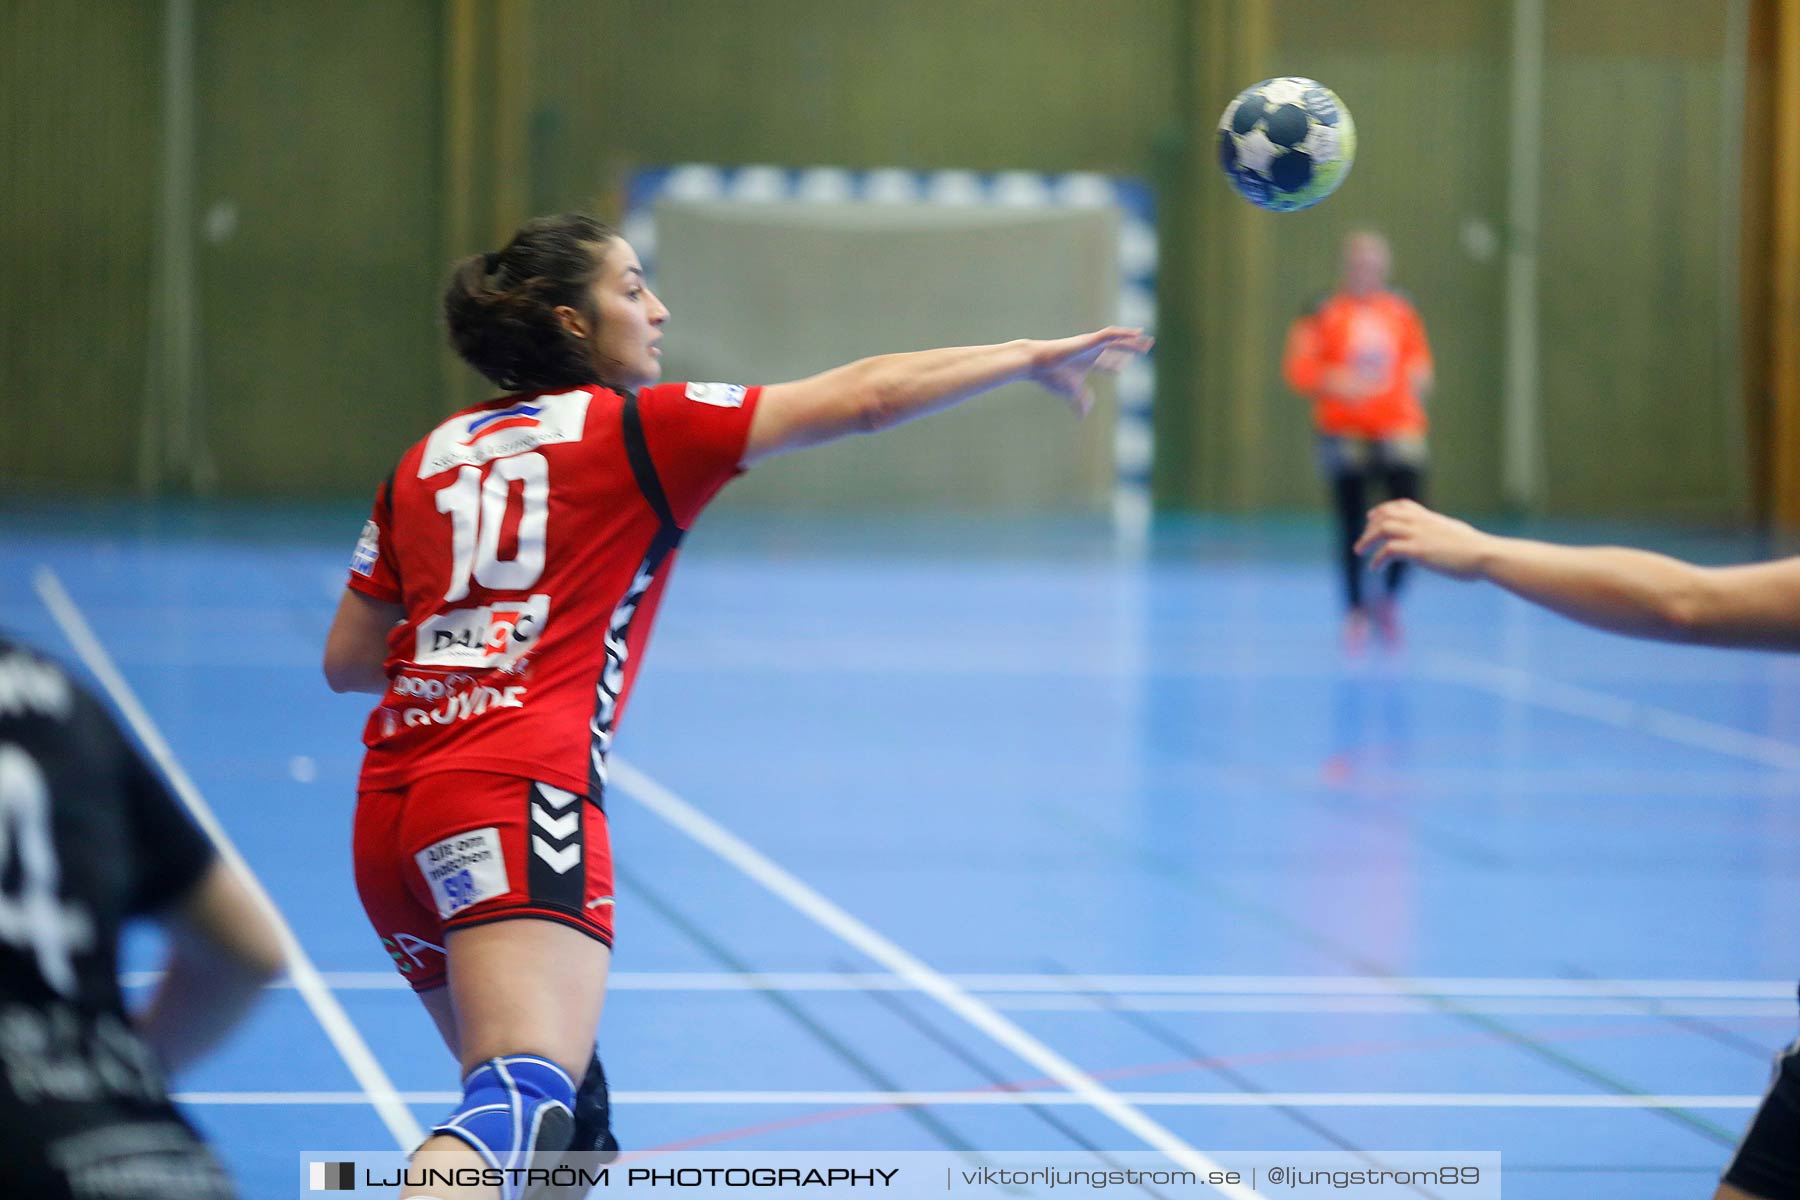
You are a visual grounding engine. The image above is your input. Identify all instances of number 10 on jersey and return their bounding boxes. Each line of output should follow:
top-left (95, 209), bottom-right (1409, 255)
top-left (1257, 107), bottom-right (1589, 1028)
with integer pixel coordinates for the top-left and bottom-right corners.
top-left (434, 451), bottom-right (549, 603)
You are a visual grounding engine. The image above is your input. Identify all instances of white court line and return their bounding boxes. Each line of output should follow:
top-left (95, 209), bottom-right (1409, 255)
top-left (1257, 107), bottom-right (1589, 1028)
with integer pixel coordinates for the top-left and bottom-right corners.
top-left (118, 968), bottom-right (1798, 1015)
top-left (609, 758), bottom-right (1263, 1200)
top-left (665, 633), bottom-right (1800, 774)
top-left (118, 969), bottom-right (1797, 1007)
top-left (1424, 651), bottom-right (1800, 771)
top-left (34, 568), bottom-right (425, 1151)
top-left (172, 1089), bottom-right (1763, 1110)
top-left (977, 996), bottom-right (1796, 1018)
top-left (567, 972), bottom-right (1794, 999)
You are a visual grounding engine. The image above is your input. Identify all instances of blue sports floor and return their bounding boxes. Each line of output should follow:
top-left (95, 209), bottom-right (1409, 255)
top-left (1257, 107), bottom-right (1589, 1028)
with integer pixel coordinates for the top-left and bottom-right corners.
top-left (4, 505), bottom-right (1796, 1199)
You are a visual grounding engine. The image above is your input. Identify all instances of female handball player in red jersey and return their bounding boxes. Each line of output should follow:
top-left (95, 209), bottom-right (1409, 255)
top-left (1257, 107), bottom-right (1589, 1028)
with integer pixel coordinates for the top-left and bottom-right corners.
top-left (323, 214), bottom-right (1149, 1199)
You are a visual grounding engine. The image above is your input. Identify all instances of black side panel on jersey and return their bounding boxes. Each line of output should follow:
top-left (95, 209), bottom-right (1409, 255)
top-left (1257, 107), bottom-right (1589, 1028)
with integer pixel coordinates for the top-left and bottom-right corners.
top-left (380, 465), bottom-right (397, 527)
top-left (621, 391), bottom-right (679, 534)
top-left (378, 465), bottom-right (402, 592)
top-left (584, 397), bottom-right (686, 810)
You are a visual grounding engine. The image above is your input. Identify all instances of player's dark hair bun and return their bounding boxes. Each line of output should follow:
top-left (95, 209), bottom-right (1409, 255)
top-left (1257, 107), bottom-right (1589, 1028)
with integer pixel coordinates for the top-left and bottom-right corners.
top-left (445, 214), bottom-right (620, 393)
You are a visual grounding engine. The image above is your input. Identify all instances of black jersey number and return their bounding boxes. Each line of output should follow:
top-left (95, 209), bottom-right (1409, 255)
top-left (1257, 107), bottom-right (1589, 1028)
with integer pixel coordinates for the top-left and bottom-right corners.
top-left (0, 744), bottom-right (94, 998)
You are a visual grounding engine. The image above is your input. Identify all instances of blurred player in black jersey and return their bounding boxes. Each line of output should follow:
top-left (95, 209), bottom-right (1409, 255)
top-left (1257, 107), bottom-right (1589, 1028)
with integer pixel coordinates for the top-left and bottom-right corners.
top-left (0, 635), bottom-right (285, 1199)
top-left (1358, 501), bottom-right (1800, 1200)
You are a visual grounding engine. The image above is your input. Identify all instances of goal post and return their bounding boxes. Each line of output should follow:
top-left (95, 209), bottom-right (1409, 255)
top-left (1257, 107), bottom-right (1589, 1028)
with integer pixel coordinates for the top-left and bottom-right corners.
top-left (624, 165), bottom-right (1157, 537)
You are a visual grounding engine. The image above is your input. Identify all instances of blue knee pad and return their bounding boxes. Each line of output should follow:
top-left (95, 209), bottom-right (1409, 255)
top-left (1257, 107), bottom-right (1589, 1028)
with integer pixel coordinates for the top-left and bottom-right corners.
top-left (432, 1055), bottom-right (576, 1193)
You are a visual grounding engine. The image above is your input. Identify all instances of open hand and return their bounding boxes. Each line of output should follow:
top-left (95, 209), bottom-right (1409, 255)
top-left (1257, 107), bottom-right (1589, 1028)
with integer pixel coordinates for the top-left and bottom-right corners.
top-left (1355, 499), bottom-right (1492, 580)
top-left (1027, 327), bottom-right (1153, 416)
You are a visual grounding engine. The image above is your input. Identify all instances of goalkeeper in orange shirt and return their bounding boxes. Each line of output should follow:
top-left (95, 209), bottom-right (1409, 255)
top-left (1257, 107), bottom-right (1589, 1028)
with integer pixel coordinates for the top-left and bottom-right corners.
top-left (1284, 230), bottom-right (1434, 651)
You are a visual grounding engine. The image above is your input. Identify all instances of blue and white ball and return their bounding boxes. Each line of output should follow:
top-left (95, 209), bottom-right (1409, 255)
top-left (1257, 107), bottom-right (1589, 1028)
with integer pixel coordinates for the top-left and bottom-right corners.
top-left (1218, 77), bottom-right (1356, 212)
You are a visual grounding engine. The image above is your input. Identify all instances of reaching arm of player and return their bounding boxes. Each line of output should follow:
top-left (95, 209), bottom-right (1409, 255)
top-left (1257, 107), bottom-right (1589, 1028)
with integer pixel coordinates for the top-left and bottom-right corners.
top-left (137, 860), bottom-right (287, 1074)
top-left (323, 588), bottom-right (403, 693)
top-left (1357, 499), bottom-right (1800, 650)
top-left (740, 327), bottom-right (1151, 467)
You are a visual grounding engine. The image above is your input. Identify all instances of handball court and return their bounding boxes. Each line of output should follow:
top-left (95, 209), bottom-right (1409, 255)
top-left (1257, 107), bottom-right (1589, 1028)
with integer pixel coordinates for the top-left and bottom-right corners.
top-left (5, 506), bottom-right (1794, 1200)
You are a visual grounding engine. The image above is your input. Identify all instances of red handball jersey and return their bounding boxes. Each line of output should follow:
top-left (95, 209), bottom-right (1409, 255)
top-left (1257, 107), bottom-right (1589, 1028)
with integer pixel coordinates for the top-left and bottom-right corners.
top-left (344, 381), bottom-right (760, 798)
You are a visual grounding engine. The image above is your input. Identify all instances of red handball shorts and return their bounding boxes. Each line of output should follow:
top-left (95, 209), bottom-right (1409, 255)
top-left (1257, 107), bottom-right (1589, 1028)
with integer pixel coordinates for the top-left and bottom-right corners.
top-left (353, 771), bottom-right (615, 992)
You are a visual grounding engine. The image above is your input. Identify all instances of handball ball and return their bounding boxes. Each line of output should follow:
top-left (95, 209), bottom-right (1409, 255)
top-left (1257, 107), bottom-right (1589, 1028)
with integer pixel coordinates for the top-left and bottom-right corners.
top-left (1218, 77), bottom-right (1356, 212)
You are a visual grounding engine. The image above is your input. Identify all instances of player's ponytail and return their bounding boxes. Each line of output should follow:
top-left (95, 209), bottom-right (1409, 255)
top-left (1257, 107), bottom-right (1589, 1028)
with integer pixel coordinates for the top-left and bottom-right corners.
top-left (444, 214), bottom-right (620, 393)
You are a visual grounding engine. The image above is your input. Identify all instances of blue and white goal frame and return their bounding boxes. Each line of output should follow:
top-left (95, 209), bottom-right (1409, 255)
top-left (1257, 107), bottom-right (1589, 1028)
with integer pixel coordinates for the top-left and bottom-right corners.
top-left (624, 165), bottom-right (1157, 537)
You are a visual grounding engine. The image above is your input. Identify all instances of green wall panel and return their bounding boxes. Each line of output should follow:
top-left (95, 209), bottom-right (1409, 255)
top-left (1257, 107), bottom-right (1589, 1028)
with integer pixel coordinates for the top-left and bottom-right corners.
top-left (194, 0), bottom-right (444, 496)
top-left (1, 3), bottom-right (158, 493)
top-left (1537, 4), bottom-right (1747, 517)
top-left (529, 0), bottom-right (1186, 206)
top-left (0, 0), bottom-right (1758, 520)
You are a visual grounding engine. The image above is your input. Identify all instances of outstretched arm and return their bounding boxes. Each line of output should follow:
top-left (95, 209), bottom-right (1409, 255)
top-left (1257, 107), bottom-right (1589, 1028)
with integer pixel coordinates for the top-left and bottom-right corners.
top-left (138, 860), bottom-right (287, 1074)
top-left (740, 327), bottom-right (1151, 467)
top-left (1357, 499), bottom-right (1800, 651)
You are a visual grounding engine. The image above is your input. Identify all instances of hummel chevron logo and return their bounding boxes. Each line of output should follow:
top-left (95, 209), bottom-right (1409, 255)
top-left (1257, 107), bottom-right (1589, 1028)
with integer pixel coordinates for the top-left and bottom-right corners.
top-left (529, 783), bottom-right (582, 875)
top-left (531, 807), bottom-right (578, 840)
top-left (536, 783), bottom-right (579, 811)
top-left (532, 836), bottom-right (580, 874)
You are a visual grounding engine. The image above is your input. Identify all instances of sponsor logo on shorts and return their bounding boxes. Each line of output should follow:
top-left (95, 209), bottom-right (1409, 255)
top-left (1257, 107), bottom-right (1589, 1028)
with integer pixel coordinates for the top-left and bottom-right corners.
top-left (683, 382), bottom-right (747, 408)
top-left (349, 520), bottom-right (381, 577)
top-left (379, 933), bottom-right (445, 974)
top-left (413, 594), bottom-right (549, 668)
top-left (415, 827), bottom-right (509, 919)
